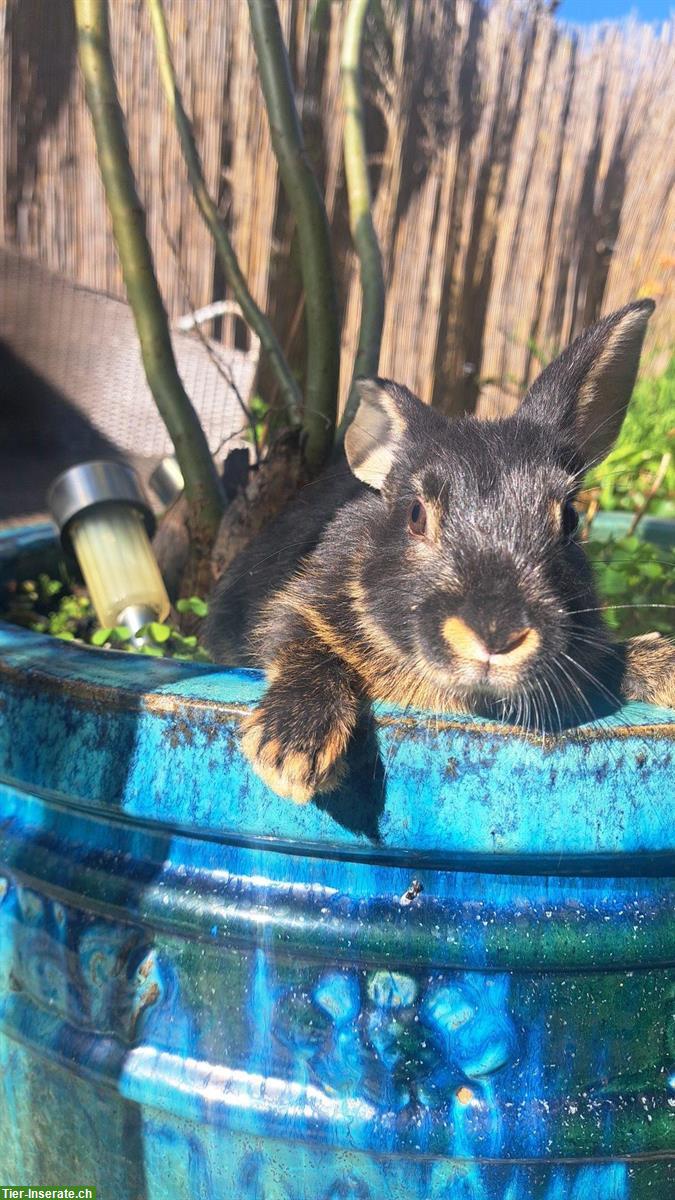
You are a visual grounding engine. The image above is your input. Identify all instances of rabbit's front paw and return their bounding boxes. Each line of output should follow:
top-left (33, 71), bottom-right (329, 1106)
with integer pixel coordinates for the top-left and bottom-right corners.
top-left (622, 633), bottom-right (675, 708)
top-left (241, 694), bottom-right (350, 804)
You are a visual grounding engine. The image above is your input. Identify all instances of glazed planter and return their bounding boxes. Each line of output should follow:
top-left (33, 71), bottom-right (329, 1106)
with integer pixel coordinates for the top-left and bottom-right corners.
top-left (0, 522), bottom-right (673, 1199)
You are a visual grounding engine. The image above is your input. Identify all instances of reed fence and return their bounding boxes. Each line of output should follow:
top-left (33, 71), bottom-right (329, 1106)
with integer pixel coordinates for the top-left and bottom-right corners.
top-left (1, 0), bottom-right (672, 417)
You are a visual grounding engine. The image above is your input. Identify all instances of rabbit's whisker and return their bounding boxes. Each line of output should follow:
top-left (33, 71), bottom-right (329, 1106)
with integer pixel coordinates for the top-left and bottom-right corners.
top-left (573, 604), bottom-right (675, 613)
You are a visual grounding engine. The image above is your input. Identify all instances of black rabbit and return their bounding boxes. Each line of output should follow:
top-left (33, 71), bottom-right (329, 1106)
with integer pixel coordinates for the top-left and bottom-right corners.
top-left (207, 300), bottom-right (674, 802)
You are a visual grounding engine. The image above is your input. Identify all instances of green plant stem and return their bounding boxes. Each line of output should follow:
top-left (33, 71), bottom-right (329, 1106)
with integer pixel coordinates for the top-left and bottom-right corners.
top-left (339, 0), bottom-right (384, 436)
top-left (247, 0), bottom-right (340, 471)
top-left (146, 0), bottom-right (302, 429)
top-left (74, 0), bottom-right (223, 548)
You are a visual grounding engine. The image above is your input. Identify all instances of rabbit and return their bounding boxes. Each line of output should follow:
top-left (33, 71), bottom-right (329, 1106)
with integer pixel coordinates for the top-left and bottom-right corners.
top-left (207, 299), bottom-right (675, 803)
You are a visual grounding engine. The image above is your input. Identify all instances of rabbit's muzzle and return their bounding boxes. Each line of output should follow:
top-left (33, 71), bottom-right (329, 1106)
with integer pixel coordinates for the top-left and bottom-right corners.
top-left (441, 614), bottom-right (541, 691)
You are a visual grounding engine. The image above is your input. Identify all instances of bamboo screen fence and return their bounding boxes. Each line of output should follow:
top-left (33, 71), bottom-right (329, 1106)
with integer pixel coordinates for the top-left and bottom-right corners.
top-left (0, 0), bottom-right (673, 418)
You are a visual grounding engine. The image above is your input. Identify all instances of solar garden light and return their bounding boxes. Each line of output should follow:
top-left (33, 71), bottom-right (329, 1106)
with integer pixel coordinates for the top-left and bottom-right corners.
top-left (47, 461), bottom-right (170, 639)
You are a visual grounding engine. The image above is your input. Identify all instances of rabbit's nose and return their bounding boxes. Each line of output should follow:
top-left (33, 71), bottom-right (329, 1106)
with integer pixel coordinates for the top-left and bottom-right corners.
top-left (442, 616), bottom-right (540, 666)
top-left (487, 626), bottom-right (536, 658)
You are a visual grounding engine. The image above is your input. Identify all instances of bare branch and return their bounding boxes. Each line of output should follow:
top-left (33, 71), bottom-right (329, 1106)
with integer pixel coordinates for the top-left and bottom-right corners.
top-left (338, 0), bottom-right (385, 435)
top-left (73, 0), bottom-right (223, 552)
top-left (247, 0), bottom-right (340, 471)
top-left (146, 0), bottom-right (303, 429)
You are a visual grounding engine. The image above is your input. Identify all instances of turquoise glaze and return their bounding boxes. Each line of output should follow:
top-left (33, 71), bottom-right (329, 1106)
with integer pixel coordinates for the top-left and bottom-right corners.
top-left (0, 523), bottom-right (673, 1198)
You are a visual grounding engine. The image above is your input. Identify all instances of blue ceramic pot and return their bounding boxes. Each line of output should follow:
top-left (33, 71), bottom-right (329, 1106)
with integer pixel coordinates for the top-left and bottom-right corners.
top-left (0, 523), bottom-right (673, 1199)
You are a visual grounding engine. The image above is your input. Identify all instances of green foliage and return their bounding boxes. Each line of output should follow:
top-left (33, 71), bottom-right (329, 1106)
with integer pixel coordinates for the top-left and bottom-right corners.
top-left (129, 620), bottom-right (209, 661)
top-left (243, 394), bottom-right (269, 448)
top-left (585, 359), bottom-right (675, 517)
top-left (586, 536), bottom-right (672, 640)
top-left (579, 361), bottom-right (674, 640)
top-left (130, 628), bottom-right (207, 660)
top-left (3, 574), bottom-right (93, 641)
top-left (176, 595), bottom-right (208, 618)
top-left (3, 577), bottom-right (211, 662)
top-left (90, 625), bottom-right (133, 646)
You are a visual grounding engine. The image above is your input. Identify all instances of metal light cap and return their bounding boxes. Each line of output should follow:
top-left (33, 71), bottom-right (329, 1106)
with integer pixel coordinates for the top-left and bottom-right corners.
top-left (149, 456), bottom-right (185, 507)
top-left (47, 461), bottom-right (156, 549)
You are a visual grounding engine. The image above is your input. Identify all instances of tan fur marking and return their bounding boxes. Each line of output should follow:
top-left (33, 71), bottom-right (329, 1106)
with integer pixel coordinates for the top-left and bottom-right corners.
top-left (251, 755), bottom-right (314, 805)
top-left (315, 725), bottom-right (351, 772)
top-left (442, 617), bottom-right (487, 660)
top-left (241, 724), bottom-right (348, 805)
top-left (260, 569), bottom-right (469, 720)
top-left (349, 444), bottom-right (397, 491)
top-left (239, 716), bottom-right (262, 755)
top-left (347, 577), bottom-right (404, 663)
top-left (548, 498), bottom-right (563, 534)
top-left (346, 577), bottom-right (471, 710)
top-left (280, 590), bottom-right (367, 675)
top-left (375, 674), bottom-right (463, 713)
top-left (623, 633), bottom-right (675, 707)
top-left (425, 496), bottom-right (443, 544)
top-left (283, 750), bottom-right (315, 779)
top-left (443, 616), bottom-right (541, 667)
top-left (240, 723), bottom-right (282, 768)
top-left (578, 309), bottom-right (648, 411)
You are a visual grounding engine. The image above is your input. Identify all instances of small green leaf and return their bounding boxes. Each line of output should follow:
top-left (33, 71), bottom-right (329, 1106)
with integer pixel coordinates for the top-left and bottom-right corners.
top-left (599, 570), bottom-right (627, 597)
top-left (176, 596), bottom-right (208, 617)
top-left (138, 643), bottom-right (164, 657)
top-left (173, 634), bottom-right (198, 649)
top-left (91, 627), bottom-right (113, 646)
top-left (39, 576), bottom-right (63, 597)
top-left (112, 625), bottom-right (133, 642)
top-left (640, 562), bottom-right (663, 580)
top-left (148, 622), bottom-right (172, 643)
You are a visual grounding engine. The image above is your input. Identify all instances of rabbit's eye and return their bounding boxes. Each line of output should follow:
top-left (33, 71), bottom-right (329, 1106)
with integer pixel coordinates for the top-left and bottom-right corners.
top-left (408, 499), bottom-right (427, 536)
top-left (562, 501), bottom-right (580, 539)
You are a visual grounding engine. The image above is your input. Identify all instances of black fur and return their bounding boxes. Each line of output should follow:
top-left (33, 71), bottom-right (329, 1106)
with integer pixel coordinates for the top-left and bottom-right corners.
top-left (206, 461), bottom-right (363, 664)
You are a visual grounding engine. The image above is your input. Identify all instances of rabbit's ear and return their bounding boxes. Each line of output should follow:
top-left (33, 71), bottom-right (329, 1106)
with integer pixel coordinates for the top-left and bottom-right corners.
top-left (344, 378), bottom-right (423, 489)
top-left (519, 299), bottom-right (654, 468)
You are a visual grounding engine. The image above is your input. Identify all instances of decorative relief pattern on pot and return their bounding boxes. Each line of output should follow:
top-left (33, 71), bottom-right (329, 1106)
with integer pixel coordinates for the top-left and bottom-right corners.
top-left (1, 863), bottom-right (672, 1170)
top-left (261, 960), bottom-right (520, 1157)
top-left (0, 873), bottom-right (153, 1038)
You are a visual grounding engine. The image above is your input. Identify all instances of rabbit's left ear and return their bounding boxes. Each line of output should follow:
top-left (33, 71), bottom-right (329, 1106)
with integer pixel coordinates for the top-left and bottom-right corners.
top-left (519, 299), bottom-right (654, 468)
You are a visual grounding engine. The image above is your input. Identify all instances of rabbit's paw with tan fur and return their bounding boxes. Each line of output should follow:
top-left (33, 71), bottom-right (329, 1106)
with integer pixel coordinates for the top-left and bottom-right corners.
top-left (621, 633), bottom-right (675, 708)
top-left (240, 646), bottom-right (359, 803)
